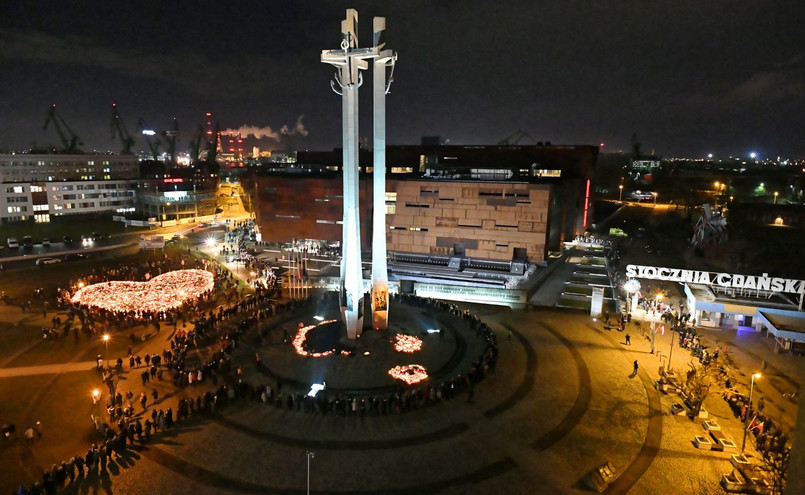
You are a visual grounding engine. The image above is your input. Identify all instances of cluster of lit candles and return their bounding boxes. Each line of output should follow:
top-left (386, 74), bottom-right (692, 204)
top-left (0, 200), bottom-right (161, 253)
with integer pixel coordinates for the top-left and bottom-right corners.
top-left (292, 319), bottom-right (337, 357)
top-left (71, 269), bottom-right (214, 313)
top-left (387, 365), bottom-right (428, 385)
top-left (394, 334), bottom-right (423, 353)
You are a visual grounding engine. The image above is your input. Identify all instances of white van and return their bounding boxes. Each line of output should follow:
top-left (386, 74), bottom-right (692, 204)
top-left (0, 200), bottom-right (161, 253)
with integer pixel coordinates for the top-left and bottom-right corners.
top-left (6, 238), bottom-right (19, 249)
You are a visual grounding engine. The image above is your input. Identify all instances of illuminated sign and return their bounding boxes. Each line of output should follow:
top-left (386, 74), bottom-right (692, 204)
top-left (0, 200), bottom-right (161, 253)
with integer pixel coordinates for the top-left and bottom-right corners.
top-left (164, 191), bottom-right (187, 200)
top-left (164, 178), bottom-right (184, 183)
top-left (625, 264), bottom-right (805, 295)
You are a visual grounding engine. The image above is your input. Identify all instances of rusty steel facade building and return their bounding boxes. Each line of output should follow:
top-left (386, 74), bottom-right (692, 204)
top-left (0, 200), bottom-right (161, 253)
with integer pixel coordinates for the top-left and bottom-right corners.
top-left (253, 144), bottom-right (597, 264)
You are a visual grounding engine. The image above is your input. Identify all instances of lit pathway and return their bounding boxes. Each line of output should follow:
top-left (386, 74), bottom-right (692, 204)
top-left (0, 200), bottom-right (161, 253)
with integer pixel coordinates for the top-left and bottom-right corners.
top-left (0, 361), bottom-right (98, 378)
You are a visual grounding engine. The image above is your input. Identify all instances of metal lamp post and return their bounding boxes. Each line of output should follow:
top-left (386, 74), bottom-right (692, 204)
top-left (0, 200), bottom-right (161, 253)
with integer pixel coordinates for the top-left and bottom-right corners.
top-left (668, 326), bottom-right (675, 371)
top-left (618, 184), bottom-right (623, 202)
top-left (741, 372), bottom-right (762, 453)
top-left (306, 451), bottom-right (314, 495)
top-left (623, 278), bottom-right (641, 317)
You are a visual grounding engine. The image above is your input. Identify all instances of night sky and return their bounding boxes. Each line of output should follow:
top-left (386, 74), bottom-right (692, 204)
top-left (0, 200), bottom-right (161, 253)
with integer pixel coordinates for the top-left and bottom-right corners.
top-left (1, 1), bottom-right (803, 158)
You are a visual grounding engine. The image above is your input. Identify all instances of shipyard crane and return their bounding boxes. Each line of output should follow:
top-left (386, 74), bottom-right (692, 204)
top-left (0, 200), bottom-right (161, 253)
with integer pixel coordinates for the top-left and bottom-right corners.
top-left (496, 130), bottom-right (537, 146)
top-left (110, 104), bottom-right (136, 154)
top-left (137, 117), bottom-right (162, 161)
top-left (189, 124), bottom-right (205, 164)
top-left (43, 104), bottom-right (83, 153)
top-left (161, 118), bottom-right (179, 167)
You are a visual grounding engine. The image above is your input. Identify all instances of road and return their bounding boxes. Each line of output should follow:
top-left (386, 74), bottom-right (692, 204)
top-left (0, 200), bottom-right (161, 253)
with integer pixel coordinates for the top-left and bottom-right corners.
top-left (0, 187), bottom-right (252, 270)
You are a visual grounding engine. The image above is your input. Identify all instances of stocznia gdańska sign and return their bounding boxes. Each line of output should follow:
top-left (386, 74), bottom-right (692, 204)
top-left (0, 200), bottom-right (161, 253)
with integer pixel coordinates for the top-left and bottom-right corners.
top-left (625, 265), bottom-right (805, 295)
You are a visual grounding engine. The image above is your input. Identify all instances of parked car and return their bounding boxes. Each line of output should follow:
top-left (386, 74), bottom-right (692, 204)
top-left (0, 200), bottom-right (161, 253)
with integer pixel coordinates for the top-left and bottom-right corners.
top-left (22, 236), bottom-right (33, 249)
top-left (63, 235), bottom-right (74, 244)
top-left (6, 238), bottom-right (19, 249)
top-left (36, 257), bottom-right (61, 266)
top-left (42, 238), bottom-right (51, 247)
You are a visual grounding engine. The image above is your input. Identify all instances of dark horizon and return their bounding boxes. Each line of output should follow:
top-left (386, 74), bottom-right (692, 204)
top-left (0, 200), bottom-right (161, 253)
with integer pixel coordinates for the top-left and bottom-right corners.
top-left (1, 1), bottom-right (804, 159)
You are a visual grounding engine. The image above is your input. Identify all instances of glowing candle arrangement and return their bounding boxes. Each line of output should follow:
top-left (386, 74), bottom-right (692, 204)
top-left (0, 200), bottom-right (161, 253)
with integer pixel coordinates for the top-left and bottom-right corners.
top-left (71, 269), bottom-right (214, 313)
top-left (388, 365), bottom-right (428, 385)
top-left (394, 334), bottom-right (423, 353)
top-left (292, 319), bottom-right (337, 357)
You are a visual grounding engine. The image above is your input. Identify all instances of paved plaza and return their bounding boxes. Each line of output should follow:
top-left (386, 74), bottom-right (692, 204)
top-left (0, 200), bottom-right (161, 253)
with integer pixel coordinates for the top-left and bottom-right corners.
top-left (0, 279), bottom-right (801, 494)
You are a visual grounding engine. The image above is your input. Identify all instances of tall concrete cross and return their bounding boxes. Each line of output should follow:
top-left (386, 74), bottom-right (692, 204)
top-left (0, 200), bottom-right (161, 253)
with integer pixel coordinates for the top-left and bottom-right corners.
top-left (322, 9), bottom-right (395, 338)
top-left (371, 16), bottom-right (397, 330)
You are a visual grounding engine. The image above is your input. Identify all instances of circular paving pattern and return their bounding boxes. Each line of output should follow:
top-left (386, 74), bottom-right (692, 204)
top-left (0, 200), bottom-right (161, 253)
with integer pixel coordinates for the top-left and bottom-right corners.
top-left (12, 307), bottom-right (665, 494)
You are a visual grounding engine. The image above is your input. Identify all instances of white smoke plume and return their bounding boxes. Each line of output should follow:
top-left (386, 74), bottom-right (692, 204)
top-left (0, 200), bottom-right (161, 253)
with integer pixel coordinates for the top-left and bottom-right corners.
top-left (224, 115), bottom-right (308, 141)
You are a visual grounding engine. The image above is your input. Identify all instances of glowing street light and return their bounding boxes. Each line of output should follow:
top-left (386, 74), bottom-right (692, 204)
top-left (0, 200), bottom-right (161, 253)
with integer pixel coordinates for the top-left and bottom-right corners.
top-left (102, 333), bottom-right (111, 367)
top-left (652, 192), bottom-right (658, 207)
top-left (623, 278), bottom-right (641, 315)
top-left (774, 192), bottom-right (779, 204)
top-left (205, 237), bottom-right (217, 248)
top-left (618, 184), bottom-right (624, 202)
top-left (91, 388), bottom-right (101, 404)
top-left (741, 373), bottom-right (762, 453)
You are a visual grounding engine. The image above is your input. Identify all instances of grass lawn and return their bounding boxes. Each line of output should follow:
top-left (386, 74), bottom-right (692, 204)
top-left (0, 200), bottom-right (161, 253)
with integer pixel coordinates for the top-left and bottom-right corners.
top-left (0, 246), bottom-right (193, 303)
top-left (0, 213), bottom-right (148, 244)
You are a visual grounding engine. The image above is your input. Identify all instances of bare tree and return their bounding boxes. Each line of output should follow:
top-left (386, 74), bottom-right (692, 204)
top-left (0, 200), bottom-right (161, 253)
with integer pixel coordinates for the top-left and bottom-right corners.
top-left (759, 446), bottom-right (790, 494)
top-left (683, 360), bottom-right (728, 416)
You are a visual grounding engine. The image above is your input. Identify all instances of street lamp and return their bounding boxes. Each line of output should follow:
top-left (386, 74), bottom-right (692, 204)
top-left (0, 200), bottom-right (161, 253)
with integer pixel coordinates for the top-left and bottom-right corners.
top-left (306, 451), bottom-right (315, 495)
top-left (618, 184), bottom-right (624, 202)
top-left (652, 192), bottom-right (658, 207)
top-left (741, 373), bottom-right (762, 453)
top-left (774, 192), bottom-right (779, 204)
top-left (623, 279), bottom-right (641, 316)
top-left (668, 325), bottom-right (676, 371)
top-left (102, 333), bottom-right (110, 368)
top-left (651, 293), bottom-right (662, 354)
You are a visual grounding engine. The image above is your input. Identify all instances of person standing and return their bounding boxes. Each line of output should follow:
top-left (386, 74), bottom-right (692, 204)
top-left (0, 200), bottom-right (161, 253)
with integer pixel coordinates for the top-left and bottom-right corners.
top-left (633, 360), bottom-right (639, 374)
top-left (625, 333), bottom-right (631, 345)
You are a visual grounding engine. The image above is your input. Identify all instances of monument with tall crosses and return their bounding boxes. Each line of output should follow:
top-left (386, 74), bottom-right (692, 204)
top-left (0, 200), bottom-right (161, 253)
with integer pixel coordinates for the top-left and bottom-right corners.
top-left (321, 9), bottom-right (397, 338)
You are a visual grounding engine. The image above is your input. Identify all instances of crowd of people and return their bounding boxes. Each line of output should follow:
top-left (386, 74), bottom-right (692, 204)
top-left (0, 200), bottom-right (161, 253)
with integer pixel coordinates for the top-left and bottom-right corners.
top-left (11, 282), bottom-right (501, 493)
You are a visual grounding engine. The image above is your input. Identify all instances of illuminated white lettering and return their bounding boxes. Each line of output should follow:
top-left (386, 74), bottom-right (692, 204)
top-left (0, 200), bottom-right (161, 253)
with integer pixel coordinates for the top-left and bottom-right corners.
top-left (657, 268), bottom-right (669, 278)
top-left (681, 270), bottom-right (695, 283)
top-left (785, 279), bottom-right (798, 293)
top-left (732, 275), bottom-right (745, 288)
top-left (626, 265), bottom-right (637, 278)
top-left (716, 273), bottom-right (731, 286)
top-left (757, 274), bottom-right (771, 291)
top-left (771, 278), bottom-right (784, 292)
top-left (696, 272), bottom-right (710, 284)
top-left (645, 267), bottom-right (657, 277)
top-left (744, 276), bottom-right (756, 290)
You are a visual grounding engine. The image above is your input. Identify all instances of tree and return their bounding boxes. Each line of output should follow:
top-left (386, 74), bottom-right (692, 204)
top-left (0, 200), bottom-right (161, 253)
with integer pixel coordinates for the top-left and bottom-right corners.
top-left (631, 132), bottom-right (642, 160)
top-left (759, 446), bottom-right (790, 494)
top-left (683, 359), bottom-right (728, 416)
